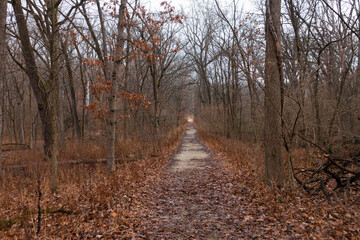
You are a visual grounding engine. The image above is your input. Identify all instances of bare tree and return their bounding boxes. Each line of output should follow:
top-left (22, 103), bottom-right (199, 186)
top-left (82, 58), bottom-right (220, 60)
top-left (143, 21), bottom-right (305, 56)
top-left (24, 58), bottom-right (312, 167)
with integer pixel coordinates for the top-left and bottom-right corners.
top-left (132, 3), bottom-right (184, 135)
top-left (60, 34), bottom-right (82, 140)
top-left (11, 0), bottom-right (61, 192)
top-left (107, 0), bottom-right (127, 173)
top-left (0, 0), bottom-right (7, 180)
top-left (184, 4), bottom-right (216, 106)
top-left (264, 0), bottom-right (286, 187)
top-left (76, 0), bottom-right (127, 172)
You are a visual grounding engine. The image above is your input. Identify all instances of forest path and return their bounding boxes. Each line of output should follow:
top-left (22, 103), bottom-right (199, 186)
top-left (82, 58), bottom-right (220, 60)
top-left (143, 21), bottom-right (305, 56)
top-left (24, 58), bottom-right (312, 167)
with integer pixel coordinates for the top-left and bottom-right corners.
top-left (134, 119), bottom-right (260, 239)
top-left (130, 118), bottom-right (360, 239)
top-left (170, 118), bottom-right (210, 172)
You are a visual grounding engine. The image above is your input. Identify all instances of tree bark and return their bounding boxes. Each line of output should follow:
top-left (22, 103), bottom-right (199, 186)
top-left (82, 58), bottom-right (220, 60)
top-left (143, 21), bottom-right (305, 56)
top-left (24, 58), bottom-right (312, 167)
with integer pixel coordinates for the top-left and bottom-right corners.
top-left (29, 84), bottom-right (34, 148)
top-left (46, 0), bottom-right (60, 192)
top-left (123, 21), bottom-right (132, 139)
top-left (74, 43), bottom-right (86, 140)
top-left (328, 41), bottom-right (352, 139)
top-left (107, 0), bottom-right (127, 173)
top-left (152, 72), bottom-right (160, 136)
top-left (57, 77), bottom-right (65, 148)
top-left (17, 101), bottom-right (25, 145)
top-left (264, 0), bottom-right (286, 187)
top-left (288, 0), bottom-right (308, 137)
top-left (314, 53), bottom-right (322, 142)
top-left (60, 38), bottom-right (81, 140)
top-left (0, 0), bottom-right (7, 180)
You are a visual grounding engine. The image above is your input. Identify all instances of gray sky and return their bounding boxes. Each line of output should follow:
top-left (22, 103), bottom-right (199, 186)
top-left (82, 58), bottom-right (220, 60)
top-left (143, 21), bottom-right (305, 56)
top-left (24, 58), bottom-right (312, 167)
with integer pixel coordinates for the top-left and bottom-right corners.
top-left (145, 0), bottom-right (256, 13)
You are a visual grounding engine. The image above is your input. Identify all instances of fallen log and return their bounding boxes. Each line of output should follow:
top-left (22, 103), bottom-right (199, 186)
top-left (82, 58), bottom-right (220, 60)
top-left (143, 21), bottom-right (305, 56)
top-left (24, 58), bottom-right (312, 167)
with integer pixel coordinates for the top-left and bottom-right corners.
top-left (0, 208), bottom-right (72, 231)
top-left (4, 156), bottom-right (144, 170)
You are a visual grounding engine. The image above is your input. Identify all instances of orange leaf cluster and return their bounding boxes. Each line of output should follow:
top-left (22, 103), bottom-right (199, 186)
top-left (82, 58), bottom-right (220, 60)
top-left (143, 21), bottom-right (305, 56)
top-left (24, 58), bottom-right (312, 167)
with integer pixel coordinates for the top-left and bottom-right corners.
top-left (118, 114), bottom-right (131, 119)
top-left (118, 91), bottom-right (151, 110)
top-left (83, 58), bottom-right (104, 67)
top-left (84, 101), bottom-right (110, 120)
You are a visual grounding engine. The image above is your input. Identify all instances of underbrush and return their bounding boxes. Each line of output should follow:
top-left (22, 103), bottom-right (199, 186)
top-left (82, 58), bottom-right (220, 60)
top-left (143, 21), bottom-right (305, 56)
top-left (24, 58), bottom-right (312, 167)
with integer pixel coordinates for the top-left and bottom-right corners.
top-left (0, 125), bottom-right (184, 238)
top-left (198, 128), bottom-right (360, 239)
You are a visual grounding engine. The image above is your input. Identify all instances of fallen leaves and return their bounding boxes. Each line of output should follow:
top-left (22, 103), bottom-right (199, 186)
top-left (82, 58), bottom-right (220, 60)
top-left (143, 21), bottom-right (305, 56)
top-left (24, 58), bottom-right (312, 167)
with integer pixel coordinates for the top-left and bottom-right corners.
top-left (1, 125), bottom-right (359, 239)
top-left (197, 132), bottom-right (360, 239)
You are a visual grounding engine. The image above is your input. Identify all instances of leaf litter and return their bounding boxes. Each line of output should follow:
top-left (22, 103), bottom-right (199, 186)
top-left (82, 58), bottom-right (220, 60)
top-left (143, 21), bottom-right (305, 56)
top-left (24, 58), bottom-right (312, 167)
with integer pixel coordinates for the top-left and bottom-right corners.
top-left (131, 123), bottom-right (359, 239)
top-left (0, 122), bottom-right (359, 239)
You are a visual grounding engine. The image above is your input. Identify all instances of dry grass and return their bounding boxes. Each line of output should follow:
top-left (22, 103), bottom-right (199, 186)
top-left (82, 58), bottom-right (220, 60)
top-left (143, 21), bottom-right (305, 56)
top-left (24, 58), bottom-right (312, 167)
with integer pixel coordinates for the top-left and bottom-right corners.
top-left (198, 128), bottom-right (264, 178)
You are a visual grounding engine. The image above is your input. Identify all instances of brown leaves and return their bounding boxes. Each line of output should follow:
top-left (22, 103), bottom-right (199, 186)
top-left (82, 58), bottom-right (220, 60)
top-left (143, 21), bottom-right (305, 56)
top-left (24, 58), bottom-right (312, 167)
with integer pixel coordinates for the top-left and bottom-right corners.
top-left (85, 79), bottom-right (151, 120)
top-left (131, 3), bottom-right (185, 65)
top-left (198, 132), bottom-right (360, 239)
top-left (0, 126), bottom-right (183, 238)
top-left (1, 125), bottom-right (359, 238)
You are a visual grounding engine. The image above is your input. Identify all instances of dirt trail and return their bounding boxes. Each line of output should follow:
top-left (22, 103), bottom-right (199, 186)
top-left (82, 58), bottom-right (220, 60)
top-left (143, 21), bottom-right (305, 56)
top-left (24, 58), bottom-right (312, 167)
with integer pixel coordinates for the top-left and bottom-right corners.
top-left (135, 119), bottom-right (256, 239)
top-left (171, 119), bottom-right (210, 171)
top-left (131, 118), bottom-right (360, 239)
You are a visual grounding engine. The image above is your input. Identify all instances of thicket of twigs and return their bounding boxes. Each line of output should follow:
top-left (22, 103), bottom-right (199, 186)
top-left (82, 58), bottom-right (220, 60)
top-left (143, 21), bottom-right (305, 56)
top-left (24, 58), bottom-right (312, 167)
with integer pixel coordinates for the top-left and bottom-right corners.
top-left (290, 134), bottom-right (360, 204)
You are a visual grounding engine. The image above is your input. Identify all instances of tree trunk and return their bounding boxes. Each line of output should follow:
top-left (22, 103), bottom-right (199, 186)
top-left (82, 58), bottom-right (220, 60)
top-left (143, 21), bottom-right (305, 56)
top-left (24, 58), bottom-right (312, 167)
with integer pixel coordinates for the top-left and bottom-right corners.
top-left (11, 0), bottom-right (59, 192)
top-left (264, 0), bottom-right (286, 187)
top-left (74, 43), bottom-right (86, 140)
top-left (60, 37), bottom-right (81, 140)
top-left (288, 0), bottom-right (308, 137)
top-left (107, 0), bottom-right (127, 173)
top-left (123, 22), bottom-right (132, 139)
top-left (57, 78), bottom-right (65, 148)
top-left (29, 84), bottom-right (34, 148)
top-left (82, 66), bottom-right (88, 141)
top-left (328, 42), bottom-right (352, 139)
top-left (44, 101), bottom-right (58, 192)
top-left (314, 53), bottom-right (322, 142)
top-left (0, 0), bottom-right (7, 180)
top-left (153, 74), bottom-right (160, 136)
top-left (47, 0), bottom-right (60, 192)
top-left (18, 101), bottom-right (25, 145)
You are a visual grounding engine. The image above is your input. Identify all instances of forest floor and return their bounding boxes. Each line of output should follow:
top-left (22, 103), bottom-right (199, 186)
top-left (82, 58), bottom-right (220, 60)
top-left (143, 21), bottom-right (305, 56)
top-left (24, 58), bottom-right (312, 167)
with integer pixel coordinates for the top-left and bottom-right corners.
top-left (129, 121), bottom-right (359, 239)
top-left (1, 120), bottom-right (359, 239)
top-left (131, 120), bottom-right (271, 239)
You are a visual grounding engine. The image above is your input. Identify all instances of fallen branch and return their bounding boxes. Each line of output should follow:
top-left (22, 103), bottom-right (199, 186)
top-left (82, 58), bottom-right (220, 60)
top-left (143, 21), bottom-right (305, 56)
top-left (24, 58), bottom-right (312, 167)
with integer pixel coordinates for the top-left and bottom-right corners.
top-left (0, 208), bottom-right (72, 231)
top-left (5, 156), bottom-right (144, 170)
top-left (292, 133), bottom-right (360, 203)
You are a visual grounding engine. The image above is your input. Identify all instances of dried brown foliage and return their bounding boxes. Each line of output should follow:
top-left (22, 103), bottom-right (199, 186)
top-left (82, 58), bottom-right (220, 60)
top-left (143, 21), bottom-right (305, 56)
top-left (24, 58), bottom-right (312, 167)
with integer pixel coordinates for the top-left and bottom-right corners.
top-left (1, 124), bottom-right (359, 239)
top-left (0, 126), bottom-right (183, 238)
top-left (198, 129), bottom-right (360, 239)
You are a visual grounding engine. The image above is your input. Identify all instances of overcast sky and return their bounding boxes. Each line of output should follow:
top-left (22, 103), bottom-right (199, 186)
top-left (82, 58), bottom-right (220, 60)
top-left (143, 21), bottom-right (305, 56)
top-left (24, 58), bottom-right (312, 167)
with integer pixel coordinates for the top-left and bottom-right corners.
top-left (145, 0), bottom-right (257, 13)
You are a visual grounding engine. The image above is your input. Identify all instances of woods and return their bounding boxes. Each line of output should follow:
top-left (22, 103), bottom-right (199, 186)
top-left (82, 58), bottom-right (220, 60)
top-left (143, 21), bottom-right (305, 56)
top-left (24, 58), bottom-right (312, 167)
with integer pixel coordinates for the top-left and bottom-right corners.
top-left (193, 0), bottom-right (360, 196)
top-left (0, 0), bottom-right (359, 238)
